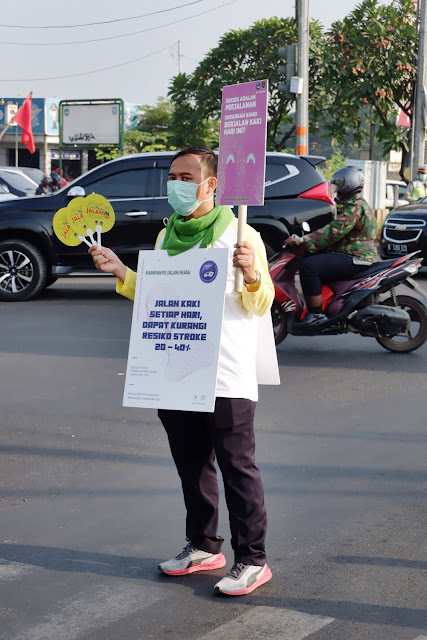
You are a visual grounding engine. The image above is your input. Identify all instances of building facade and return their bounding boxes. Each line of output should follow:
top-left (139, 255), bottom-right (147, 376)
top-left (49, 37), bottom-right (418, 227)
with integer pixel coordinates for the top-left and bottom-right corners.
top-left (0, 97), bottom-right (139, 182)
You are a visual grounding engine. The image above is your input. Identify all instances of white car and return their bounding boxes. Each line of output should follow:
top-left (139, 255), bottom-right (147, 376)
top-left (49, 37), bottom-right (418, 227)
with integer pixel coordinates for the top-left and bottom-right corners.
top-left (0, 183), bottom-right (18, 201)
top-left (0, 167), bottom-right (38, 197)
top-left (385, 180), bottom-right (407, 208)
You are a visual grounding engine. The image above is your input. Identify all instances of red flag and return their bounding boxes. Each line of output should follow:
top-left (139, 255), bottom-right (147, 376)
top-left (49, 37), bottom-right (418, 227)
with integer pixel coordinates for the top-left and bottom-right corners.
top-left (13, 95), bottom-right (35, 154)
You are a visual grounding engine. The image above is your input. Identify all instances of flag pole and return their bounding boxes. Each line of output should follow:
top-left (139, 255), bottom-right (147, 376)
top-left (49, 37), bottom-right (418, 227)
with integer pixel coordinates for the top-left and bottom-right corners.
top-left (15, 122), bottom-right (18, 166)
top-left (0, 92), bottom-right (32, 142)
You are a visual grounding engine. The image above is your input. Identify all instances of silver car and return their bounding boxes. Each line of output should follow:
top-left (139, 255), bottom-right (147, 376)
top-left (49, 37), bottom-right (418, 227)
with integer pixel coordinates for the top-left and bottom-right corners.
top-left (0, 167), bottom-right (38, 197)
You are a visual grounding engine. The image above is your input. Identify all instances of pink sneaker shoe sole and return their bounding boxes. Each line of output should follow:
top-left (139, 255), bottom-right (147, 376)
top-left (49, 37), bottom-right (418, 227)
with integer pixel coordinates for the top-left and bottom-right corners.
top-left (217, 564), bottom-right (272, 596)
top-left (160, 553), bottom-right (226, 576)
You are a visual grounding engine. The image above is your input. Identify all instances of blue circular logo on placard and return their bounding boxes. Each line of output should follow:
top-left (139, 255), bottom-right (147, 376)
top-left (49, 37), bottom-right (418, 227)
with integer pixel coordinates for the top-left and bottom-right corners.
top-left (199, 260), bottom-right (218, 283)
top-left (64, 108), bottom-right (69, 116)
top-left (112, 106), bottom-right (118, 115)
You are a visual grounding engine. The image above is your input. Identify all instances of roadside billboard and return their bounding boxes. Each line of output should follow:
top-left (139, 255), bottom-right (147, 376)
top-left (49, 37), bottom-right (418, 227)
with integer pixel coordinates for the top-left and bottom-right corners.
top-left (60, 100), bottom-right (123, 146)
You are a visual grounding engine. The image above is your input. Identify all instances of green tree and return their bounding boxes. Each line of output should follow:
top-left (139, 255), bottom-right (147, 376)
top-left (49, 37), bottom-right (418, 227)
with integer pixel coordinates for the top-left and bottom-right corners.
top-left (136, 97), bottom-right (176, 151)
top-left (314, 0), bottom-right (417, 181)
top-left (168, 17), bottom-right (324, 151)
top-left (321, 149), bottom-right (347, 180)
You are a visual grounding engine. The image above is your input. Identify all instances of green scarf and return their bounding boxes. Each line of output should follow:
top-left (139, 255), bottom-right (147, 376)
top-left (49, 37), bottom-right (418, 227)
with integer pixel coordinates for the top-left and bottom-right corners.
top-left (161, 205), bottom-right (235, 256)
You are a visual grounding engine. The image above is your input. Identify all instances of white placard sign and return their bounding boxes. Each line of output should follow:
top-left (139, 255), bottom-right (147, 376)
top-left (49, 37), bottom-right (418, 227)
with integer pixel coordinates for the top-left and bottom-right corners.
top-left (123, 248), bottom-right (229, 412)
top-left (62, 103), bottom-right (120, 145)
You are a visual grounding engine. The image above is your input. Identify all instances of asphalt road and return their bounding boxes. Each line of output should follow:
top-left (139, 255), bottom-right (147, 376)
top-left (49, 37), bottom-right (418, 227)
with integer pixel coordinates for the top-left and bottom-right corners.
top-left (0, 277), bottom-right (426, 640)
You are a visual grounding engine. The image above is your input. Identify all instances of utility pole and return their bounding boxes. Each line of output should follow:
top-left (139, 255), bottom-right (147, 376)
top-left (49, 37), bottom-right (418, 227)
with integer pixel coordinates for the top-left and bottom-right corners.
top-left (178, 40), bottom-right (182, 74)
top-left (369, 121), bottom-right (375, 160)
top-left (295, 0), bottom-right (309, 155)
top-left (413, 0), bottom-right (427, 177)
top-left (15, 120), bottom-right (18, 166)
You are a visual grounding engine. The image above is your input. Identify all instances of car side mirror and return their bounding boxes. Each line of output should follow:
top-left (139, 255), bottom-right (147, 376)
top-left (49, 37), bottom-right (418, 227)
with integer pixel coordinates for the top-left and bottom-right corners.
top-left (67, 186), bottom-right (86, 199)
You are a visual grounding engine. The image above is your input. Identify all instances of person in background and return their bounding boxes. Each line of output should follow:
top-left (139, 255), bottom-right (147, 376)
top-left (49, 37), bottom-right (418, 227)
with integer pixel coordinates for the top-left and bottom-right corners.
top-left (404, 165), bottom-right (427, 202)
top-left (89, 147), bottom-right (275, 597)
top-left (35, 175), bottom-right (53, 196)
top-left (50, 172), bottom-right (62, 191)
top-left (284, 165), bottom-right (378, 327)
top-left (53, 167), bottom-right (67, 187)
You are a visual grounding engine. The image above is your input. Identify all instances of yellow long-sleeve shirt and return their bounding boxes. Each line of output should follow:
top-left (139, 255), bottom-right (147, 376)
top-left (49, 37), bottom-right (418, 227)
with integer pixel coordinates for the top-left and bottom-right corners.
top-left (116, 218), bottom-right (274, 401)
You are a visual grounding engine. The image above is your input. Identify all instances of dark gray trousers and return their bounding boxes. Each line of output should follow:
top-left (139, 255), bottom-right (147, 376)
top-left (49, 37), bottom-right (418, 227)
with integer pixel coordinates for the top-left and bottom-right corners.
top-left (158, 397), bottom-right (267, 565)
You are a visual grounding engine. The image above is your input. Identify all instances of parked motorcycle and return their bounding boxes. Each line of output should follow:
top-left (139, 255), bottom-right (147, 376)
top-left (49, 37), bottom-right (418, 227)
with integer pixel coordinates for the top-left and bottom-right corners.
top-left (269, 244), bottom-right (427, 353)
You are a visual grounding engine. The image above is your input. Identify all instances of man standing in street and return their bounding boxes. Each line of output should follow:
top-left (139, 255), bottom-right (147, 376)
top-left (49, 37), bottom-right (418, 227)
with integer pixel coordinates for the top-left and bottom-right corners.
top-left (404, 165), bottom-right (427, 202)
top-left (89, 147), bottom-right (274, 596)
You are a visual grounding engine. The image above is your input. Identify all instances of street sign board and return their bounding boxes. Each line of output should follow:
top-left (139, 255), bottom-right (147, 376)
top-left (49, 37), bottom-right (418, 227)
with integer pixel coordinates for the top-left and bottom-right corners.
top-left (6, 103), bottom-right (18, 127)
top-left (217, 80), bottom-right (269, 206)
top-left (60, 101), bottom-right (123, 146)
top-left (123, 248), bottom-right (228, 412)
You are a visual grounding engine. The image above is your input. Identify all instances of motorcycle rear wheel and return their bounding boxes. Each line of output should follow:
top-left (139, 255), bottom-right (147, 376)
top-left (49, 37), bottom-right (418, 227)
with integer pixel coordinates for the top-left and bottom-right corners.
top-left (271, 302), bottom-right (288, 345)
top-left (375, 294), bottom-right (427, 353)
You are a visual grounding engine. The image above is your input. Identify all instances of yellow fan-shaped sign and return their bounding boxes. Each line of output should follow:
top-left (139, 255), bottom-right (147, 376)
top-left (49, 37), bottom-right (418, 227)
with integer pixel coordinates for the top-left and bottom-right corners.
top-left (65, 197), bottom-right (92, 237)
top-left (53, 194), bottom-right (115, 249)
top-left (84, 193), bottom-right (115, 246)
top-left (84, 193), bottom-right (115, 231)
top-left (53, 207), bottom-right (81, 246)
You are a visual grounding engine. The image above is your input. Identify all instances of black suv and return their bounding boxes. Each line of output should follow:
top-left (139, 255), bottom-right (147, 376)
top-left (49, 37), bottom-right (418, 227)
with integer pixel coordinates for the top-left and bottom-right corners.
top-left (0, 151), bottom-right (334, 301)
top-left (380, 200), bottom-right (427, 264)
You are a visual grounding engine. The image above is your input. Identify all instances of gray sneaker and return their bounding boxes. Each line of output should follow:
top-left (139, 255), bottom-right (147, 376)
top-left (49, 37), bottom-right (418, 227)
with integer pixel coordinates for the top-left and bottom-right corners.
top-left (214, 562), bottom-right (272, 595)
top-left (158, 542), bottom-right (226, 576)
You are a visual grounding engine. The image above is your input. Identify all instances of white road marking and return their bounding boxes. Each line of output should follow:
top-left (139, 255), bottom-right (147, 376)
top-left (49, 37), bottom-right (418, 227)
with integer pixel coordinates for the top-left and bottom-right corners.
top-left (7, 581), bottom-right (165, 640)
top-left (0, 560), bottom-right (34, 581)
top-left (412, 637), bottom-right (427, 639)
top-left (197, 606), bottom-right (334, 640)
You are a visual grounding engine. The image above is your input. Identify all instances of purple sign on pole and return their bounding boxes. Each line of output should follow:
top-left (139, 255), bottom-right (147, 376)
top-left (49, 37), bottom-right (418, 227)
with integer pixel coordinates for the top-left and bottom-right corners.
top-left (217, 79), bottom-right (268, 207)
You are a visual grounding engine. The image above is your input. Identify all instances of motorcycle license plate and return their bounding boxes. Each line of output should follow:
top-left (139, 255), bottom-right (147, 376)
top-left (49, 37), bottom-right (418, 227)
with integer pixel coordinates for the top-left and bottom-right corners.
top-left (387, 243), bottom-right (407, 254)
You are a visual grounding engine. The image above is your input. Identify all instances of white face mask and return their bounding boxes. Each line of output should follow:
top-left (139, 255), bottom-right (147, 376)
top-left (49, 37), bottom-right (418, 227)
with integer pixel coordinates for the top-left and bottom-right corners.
top-left (167, 177), bottom-right (213, 216)
top-left (419, 174), bottom-right (427, 182)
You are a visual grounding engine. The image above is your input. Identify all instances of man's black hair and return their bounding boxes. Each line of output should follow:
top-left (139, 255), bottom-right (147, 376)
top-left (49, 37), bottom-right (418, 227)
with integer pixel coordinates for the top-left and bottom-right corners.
top-left (171, 147), bottom-right (217, 178)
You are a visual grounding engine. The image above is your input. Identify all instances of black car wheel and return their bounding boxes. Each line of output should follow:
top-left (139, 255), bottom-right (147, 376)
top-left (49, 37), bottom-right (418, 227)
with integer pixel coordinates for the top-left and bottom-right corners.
top-left (375, 294), bottom-right (427, 353)
top-left (271, 301), bottom-right (288, 345)
top-left (0, 240), bottom-right (47, 302)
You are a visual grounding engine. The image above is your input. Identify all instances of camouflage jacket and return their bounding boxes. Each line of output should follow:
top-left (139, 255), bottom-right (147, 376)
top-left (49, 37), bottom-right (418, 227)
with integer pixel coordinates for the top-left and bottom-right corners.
top-left (304, 194), bottom-right (379, 264)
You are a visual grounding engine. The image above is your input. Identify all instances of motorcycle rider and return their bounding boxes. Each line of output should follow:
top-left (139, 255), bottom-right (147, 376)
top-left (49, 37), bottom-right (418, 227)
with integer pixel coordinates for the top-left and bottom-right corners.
top-left (284, 165), bottom-right (379, 327)
top-left (50, 172), bottom-right (62, 192)
top-left (35, 175), bottom-right (53, 196)
top-left (404, 165), bottom-right (427, 202)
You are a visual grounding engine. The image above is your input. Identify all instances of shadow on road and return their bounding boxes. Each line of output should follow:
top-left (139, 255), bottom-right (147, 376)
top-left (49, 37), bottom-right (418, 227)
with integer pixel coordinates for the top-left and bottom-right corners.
top-left (261, 428), bottom-right (427, 444)
top-left (0, 446), bottom-right (172, 466)
top-left (329, 555), bottom-right (427, 570)
top-left (0, 543), bottom-right (163, 581)
top-left (0, 543), bottom-right (426, 629)
top-left (246, 594), bottom-right (427, 630)
top-left (0, 444), bottom-right (425, 500)
top-left (275, 344), bottom-right (427, 371)
top-left (39, 283), bottom-right (118, 302)
top-left (0, 445), bottom-right (425, 482)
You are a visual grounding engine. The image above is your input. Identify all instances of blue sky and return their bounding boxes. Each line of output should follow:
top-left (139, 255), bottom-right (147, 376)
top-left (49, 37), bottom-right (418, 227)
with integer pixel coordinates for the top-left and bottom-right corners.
top-left (0, 0), bottom-right (390, 106)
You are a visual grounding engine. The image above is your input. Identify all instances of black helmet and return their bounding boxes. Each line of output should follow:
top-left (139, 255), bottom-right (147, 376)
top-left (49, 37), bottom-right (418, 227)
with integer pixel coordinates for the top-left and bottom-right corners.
top-left (42, 175), bottom-right (53, 186)
top-left (50, 172), bottom-right (61, 186)
top-left (330, 166), bottom-right (364, 199)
